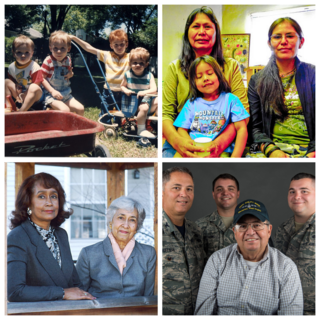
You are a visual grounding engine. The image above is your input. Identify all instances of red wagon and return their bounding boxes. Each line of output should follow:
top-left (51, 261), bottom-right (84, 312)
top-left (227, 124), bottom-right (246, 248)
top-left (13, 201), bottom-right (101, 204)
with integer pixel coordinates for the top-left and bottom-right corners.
top-left (5, 111), bottom-right (110, 157)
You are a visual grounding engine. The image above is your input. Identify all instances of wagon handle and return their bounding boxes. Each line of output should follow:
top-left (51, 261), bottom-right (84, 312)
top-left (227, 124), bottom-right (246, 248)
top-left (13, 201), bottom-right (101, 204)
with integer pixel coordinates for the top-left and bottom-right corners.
top-left (95, 58), bottom-right (121, 112)
top-left (71, 41), bottom-right (113, 116)
top-left (71, 41), bottom-right (100, 95)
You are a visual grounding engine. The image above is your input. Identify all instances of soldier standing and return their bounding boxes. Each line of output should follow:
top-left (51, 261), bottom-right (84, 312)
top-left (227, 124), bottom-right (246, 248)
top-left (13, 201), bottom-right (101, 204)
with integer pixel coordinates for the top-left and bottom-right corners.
top-left (162, 167), bottom-right (205, 315)
top-left (275, 173), bottom-right (315, 315)
top-left (196, 174), bottom-right (240, 261)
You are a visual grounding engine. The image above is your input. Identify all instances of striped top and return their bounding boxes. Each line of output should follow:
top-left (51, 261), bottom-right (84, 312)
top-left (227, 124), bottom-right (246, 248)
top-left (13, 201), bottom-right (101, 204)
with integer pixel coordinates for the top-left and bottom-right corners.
top-left (124, 69), bottom-right (151, 93)
top-left (41, 55), bottom-right (72, 80)
top-left (97, 50), bottom-right (130, 91)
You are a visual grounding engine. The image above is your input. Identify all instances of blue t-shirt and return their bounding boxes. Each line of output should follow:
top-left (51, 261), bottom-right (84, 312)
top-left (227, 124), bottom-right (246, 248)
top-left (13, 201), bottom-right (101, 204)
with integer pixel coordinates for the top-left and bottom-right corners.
top-left (173, 92), bottom-right (249, 152)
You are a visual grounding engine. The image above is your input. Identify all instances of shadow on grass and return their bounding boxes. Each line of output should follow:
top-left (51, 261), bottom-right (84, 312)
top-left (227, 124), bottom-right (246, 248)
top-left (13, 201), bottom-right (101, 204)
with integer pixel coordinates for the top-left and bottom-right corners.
top-left (70, 66), bottom-right (105, 111)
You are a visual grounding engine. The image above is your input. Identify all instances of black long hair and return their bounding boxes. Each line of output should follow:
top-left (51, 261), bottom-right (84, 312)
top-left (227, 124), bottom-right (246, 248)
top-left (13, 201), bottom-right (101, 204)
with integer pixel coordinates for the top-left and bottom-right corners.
top-left (180, 6), bottom-right (225, 79)
top-left (255, 17), bottom-right (304, 121)
top-left (188, 55), bottom-right (231, 102)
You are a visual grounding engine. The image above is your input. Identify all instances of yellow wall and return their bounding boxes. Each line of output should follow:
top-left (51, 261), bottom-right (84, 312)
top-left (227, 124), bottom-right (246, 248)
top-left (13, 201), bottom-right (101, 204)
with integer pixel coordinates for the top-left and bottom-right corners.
top-left (222, 5), bottom-right (314, 33)
top-left (162, 5), bottom-right (222, 78)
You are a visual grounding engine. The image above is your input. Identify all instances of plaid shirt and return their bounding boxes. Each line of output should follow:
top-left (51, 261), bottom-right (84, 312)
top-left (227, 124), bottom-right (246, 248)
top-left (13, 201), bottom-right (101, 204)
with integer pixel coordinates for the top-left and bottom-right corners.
top-left (195, 244), bottom-right (303, 315)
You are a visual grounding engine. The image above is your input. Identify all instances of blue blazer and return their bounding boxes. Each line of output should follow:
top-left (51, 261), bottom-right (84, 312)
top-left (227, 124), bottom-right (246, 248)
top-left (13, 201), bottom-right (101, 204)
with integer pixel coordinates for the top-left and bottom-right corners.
top-left (7, 220), bottom-right (81, 302)
top-left (76, 237), bottom-right (156, 298)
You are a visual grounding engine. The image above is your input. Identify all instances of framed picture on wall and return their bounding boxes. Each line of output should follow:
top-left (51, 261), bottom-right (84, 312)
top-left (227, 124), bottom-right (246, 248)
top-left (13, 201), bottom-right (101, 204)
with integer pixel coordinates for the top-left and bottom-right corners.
top-left (221, 34), bottom-right (250, 81)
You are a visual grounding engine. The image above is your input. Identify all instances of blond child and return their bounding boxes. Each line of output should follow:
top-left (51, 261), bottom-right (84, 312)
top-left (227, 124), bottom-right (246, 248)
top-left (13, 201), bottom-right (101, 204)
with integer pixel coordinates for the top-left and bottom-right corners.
top-left (41, 30), bottom-right (84, 115)
top-left (5, 35), bottom-right (44, 111)
top-left (121, 47), bottom-right (158, 138)
top-left (69, 29), bottom-right (130, 112)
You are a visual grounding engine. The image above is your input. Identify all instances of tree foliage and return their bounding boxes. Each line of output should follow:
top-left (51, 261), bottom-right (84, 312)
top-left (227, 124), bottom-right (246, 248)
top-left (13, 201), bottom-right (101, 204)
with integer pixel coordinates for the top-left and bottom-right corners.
top-left (5, 37), bottom-right (15, 62)
top-left (106, 5), bottom-right (157, 35)
top-left (104, 5), bottom-right (157, 55)
top-left (5, 5), bottom-right (43, 32)
top-left (5, 5), bottom-right (158, 57)
top-left (46, 5), bottom-right (72, 33)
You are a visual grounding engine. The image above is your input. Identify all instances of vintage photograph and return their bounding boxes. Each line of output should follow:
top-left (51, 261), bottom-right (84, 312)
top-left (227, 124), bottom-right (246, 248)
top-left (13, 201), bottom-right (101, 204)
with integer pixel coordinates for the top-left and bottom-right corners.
top-left (5, 5), bottom-right (158, 158)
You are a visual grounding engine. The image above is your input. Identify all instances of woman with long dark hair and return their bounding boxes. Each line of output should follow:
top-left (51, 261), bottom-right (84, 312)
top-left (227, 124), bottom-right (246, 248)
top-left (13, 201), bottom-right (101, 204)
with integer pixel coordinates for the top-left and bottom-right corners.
top-left (7, 173), bottom-right (95, 302)
top-left (247, 17), bottom-right (315, 158)
top-left (162, 6), bottom-right (249, 157)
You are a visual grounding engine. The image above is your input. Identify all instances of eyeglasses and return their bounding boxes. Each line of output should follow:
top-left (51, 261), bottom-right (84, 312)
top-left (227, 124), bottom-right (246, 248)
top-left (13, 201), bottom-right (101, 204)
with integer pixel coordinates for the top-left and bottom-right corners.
top-left (131, 61), bottom-right (145, 67)
top-left (234, 222), bottom-right (270, 232)
top-left (270, 33), bottom-right (299, 43)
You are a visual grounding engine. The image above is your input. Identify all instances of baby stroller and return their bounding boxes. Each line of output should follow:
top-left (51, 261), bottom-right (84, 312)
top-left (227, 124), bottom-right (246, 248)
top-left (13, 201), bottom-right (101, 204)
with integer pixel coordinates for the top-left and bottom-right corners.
top-left (72, 41), bottom-right (158, 148)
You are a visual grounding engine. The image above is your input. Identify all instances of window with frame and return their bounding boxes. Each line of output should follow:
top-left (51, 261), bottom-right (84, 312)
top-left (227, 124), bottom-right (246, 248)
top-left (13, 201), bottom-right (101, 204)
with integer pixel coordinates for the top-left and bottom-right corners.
top-left (250, 6), bottom-right (315, 66)
top-left (69, 168), bottom-right (107, 239)
top-left (125, 167), bottom-right (154, 246)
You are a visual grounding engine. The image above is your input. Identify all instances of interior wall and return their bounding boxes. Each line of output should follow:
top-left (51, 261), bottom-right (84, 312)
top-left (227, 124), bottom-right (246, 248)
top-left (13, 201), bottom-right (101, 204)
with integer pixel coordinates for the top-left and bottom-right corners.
top-left (162, 5), bottom-right (222, 78)
top-left (221, 5), bottom-right (313, 34)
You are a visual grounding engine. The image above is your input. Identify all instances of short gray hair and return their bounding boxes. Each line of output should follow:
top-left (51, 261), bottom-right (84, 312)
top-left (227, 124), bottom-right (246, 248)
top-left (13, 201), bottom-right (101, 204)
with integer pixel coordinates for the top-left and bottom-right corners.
top-left (106, 196), bottom-right (146, 232)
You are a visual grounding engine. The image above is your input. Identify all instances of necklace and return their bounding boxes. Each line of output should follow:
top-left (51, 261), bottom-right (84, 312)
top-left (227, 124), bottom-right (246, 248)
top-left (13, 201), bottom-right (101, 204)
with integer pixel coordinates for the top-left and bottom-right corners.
top-left (279, 68), bottom-right (296, 78)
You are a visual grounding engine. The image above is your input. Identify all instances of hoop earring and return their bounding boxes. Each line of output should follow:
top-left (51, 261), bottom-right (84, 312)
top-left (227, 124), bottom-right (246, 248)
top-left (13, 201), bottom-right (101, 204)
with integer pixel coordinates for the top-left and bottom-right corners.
top-left (27, 208), bottom-right (32, 216)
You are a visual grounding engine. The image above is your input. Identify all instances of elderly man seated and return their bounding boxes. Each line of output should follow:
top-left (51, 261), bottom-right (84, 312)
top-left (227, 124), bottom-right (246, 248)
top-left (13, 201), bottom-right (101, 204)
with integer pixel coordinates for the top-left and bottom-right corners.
top-left (195, 199), bottom-right (303, 315)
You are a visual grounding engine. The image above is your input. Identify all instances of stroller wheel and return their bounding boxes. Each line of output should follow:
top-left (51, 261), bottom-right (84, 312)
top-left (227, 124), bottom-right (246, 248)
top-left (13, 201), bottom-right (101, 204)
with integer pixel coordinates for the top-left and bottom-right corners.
top-left (136, 137), bottom-right (152, 148)
top-left (103, 127), bottom-right (118, 140)
top-left (93, 144), bottom-right (112, 157)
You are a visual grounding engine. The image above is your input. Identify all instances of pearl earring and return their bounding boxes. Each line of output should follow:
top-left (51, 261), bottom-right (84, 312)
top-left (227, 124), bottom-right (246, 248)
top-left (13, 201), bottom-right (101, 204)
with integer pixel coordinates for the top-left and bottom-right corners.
top-left (27, 208), bottom-right (32, 216)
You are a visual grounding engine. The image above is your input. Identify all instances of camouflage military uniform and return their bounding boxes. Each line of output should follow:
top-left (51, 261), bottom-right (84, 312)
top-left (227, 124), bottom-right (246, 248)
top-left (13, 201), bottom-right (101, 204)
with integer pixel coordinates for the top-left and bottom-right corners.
top-left (196, 211), bottom-right (236, 262)
top-left (275, 214), bottom-right (315, 315)
top-left (162, 211), bottom-right (205, 315)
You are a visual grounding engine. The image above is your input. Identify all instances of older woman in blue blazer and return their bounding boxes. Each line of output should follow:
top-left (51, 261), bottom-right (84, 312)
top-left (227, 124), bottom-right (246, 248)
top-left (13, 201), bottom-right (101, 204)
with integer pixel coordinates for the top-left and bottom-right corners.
top-left (76, 196), bottom-right (156, 298)
top-left (7, 173), bottom-right (95, 302)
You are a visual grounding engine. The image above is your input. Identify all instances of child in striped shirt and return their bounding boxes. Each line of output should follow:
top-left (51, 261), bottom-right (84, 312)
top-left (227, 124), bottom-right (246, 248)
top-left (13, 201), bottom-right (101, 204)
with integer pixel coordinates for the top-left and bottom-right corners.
top-left (121, 48), bottom-right (158, 138)
top-left (41, 30), bottom-right (84, 115)
top-left (70, 29), bottom-right (130, 113)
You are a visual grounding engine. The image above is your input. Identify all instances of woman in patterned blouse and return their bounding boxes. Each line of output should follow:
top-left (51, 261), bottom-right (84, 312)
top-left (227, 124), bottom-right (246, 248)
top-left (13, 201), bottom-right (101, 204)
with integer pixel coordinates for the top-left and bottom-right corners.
top-left (7, 172), bottom-right (95, 302)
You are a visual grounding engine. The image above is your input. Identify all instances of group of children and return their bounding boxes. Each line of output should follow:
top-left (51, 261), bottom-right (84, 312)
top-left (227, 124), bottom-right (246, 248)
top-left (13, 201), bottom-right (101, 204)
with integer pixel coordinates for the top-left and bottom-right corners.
top-left (5, 29), bottom-right (158, 138)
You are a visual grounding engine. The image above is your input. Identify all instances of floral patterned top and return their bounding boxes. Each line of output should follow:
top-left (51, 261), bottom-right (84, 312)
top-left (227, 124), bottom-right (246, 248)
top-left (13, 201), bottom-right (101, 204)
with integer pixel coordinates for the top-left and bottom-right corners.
top-left (28, 218), bottom-right (62, 268)
top-left (272, 72), bottom-right (310, 145)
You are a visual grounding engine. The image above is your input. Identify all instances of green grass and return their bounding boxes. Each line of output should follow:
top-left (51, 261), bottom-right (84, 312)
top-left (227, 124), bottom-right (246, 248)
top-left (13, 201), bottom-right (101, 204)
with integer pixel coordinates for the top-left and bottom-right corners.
top-left (71, 107), bottom-right (158, 158)
top-left (68, 67), bottom-right (158, 158)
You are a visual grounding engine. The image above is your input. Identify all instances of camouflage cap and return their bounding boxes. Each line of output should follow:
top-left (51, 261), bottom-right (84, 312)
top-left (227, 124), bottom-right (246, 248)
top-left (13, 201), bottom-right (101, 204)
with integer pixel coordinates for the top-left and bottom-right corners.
top-left (233, 199), bottom-right (270, 224)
